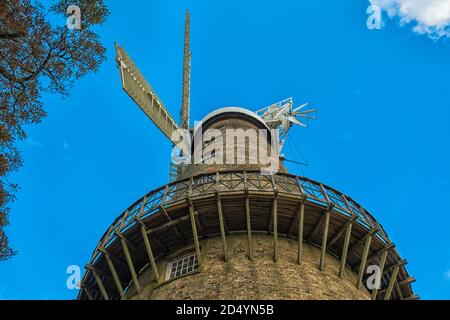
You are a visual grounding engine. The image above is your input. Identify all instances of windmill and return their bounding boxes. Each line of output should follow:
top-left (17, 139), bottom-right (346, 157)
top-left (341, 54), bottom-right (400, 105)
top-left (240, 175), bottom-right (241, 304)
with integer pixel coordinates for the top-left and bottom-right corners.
top-left (255, 97), bottom-right (318, 151)
top-left (114, 10), bottom-right (316, 180)
top-left (78, 9), bottom-right (416, 302)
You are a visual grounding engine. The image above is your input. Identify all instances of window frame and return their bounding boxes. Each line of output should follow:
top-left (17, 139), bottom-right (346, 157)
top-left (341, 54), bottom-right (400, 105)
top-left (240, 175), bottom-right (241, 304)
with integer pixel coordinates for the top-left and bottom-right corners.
top-left (165, 251), bottom-right (199, 281)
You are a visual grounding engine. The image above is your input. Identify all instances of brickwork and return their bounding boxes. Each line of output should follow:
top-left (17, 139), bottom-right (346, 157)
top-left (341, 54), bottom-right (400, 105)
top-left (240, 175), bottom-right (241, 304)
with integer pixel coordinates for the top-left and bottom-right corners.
top-left (132, 233), bottom-right (370, 300)
top-left (183, 116), bottom-right (287, 178)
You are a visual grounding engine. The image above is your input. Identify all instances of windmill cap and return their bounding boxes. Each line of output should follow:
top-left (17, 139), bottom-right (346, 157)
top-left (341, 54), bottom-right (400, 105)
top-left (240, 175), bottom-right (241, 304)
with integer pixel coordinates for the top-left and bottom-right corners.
top-left (193, 107), bottom-right (271, 134)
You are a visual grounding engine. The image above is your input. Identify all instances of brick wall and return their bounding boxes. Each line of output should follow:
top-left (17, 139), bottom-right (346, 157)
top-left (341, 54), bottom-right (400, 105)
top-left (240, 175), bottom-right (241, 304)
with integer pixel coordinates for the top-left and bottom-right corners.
top-left (131, 233), bottom-right (370, 300)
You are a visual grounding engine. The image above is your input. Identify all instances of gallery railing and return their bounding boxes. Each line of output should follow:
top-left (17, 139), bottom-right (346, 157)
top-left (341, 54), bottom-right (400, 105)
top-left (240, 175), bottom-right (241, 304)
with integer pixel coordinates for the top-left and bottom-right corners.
top-left (87, 170), bottom-right (391, 267)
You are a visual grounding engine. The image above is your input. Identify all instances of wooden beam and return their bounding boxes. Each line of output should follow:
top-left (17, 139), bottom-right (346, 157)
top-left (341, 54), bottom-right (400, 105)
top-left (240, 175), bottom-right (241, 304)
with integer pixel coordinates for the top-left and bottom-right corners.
top-left (319, 209), bottom-right (330, 271)
top-left (378, 275), bottom-right (412, 298)
top-left (83, 286), bottom-right (94, 300)
top-left (137, 195), bottom-right (148, 217)
top-left (147, 214), bottom-right (190, 235)
top-left (404, 294), bottom-right (419, 300)
top-left (273, 193), bottom-right (278, 262)
top-left (354, 242), bottom-right (394, 269)
top-left (87, 263), bottom-right (114, 282)
top-left (347, 228), bottom-right (379, 257)
top-left (245, 192), bottom-right (254, 261)
top-left (356, 234), bottom-right (372, 289)
top-left (328, 215), bottom-right (357, 248)
top-left (96, 243), bottom-right (128, 270)
top-left (384, 264), bottom-right (400, 300)
top-left (267, 207), bottom-right (274, 233)
top-left (99, 247), bottom-right (125, 300)
top-left (383, 259), bottom-right (407, 275)
top-left (216, 193), bottom-right (228, 261)
top-left (339, 222), bottom-right (353, 278)
top-left (297, 202), bottom-right (305, 265)
top-left (86, 265), bottom-right (109, 300)
top-left (194, 210), bottom-right (204, 235)
top-left (119, 210), bottom-right (128, 230)
top-left (378, 260), bottom-right (407, 295)
top-left (307, 213), bottom-right (325, 243)
top-left (147, 232), bottom-right (167, 252)
top-left (371, 249), bottom-right (388, 300)
top-left (398, 276), bottom-right (416, 286)
top-left (188, 198), bottom-right (202, 266)
top-left (159, 205), bottom-right (186, 242)
top-left (121, 237), bottom-right (142, 257)
top-left (287, 201), bottom-right (301, 237)
top-left (394, 282), bottom-right (403, 300)
top-left (118, 234), bottom-right (141, 294)
top-left (138, 221), bottom-right (160, 284)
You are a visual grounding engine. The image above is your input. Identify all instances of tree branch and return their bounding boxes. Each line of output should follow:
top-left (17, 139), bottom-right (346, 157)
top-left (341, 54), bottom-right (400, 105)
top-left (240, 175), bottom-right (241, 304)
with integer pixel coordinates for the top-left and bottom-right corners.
top-left (0, 32), bottom-right (26, 41)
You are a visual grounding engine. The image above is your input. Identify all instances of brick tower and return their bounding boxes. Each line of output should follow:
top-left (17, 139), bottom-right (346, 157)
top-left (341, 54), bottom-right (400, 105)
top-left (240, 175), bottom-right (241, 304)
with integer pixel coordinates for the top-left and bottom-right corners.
top-left (77, 11), bottom-right (417, 300)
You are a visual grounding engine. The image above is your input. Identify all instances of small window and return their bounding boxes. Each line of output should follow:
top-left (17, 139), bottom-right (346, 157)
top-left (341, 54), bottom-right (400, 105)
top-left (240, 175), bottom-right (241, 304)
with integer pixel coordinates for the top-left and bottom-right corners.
top-left (166, 252), bottom-right (199, 280)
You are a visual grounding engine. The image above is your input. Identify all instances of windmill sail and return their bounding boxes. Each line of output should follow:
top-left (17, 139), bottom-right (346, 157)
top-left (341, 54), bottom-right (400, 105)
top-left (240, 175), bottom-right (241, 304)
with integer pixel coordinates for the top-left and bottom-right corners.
top-left (115, 43), bottom-right (180, 143)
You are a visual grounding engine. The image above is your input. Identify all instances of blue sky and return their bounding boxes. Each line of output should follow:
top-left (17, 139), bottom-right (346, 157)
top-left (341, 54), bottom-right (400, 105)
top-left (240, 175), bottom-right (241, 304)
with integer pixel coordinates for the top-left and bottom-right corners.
top-left (0, 0), bottom-right (449, 299)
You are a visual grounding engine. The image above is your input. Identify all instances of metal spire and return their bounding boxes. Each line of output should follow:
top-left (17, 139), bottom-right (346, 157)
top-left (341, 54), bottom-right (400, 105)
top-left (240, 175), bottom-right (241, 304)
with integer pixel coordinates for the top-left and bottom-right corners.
top-left (180, 9), bottom-right (191, 130)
